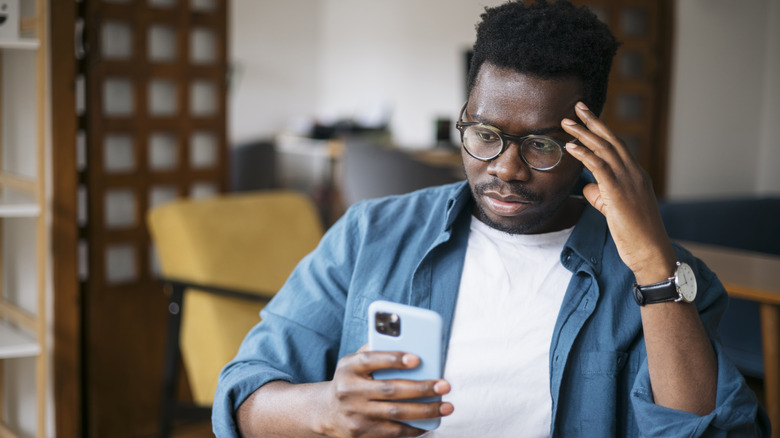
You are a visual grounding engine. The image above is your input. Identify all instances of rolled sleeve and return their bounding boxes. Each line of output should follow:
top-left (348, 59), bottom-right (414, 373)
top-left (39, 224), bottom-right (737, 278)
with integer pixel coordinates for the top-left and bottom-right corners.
top-left (212, 311), bottom-right (340, 437)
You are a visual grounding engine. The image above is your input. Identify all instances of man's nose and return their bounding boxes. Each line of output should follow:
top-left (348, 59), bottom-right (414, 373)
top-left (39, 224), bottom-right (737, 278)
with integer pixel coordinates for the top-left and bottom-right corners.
top-left (486, 143), bottom-right (531, 182)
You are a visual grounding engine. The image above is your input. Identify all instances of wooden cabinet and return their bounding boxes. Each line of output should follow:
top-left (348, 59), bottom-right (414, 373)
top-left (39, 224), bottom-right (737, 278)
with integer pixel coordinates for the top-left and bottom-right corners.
top-left (0, 0), bottom-right (49, 436)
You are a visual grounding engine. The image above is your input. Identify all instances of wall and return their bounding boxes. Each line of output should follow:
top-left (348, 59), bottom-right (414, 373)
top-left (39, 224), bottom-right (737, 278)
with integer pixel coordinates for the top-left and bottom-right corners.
top-left (756, 0), bottom-right (780, 194)
top-left (316, 0), bottom-right (503, 147)
top-left (230, 0), bottom-right (780, 196)
top-left (666, 0), bottom-right (780, 198)
top-left (228, 0), bottom-right (321, 144)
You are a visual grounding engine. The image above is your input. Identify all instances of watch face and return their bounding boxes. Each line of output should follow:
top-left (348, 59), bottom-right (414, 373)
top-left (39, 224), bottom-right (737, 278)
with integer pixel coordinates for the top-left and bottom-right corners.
top-left (676, 262), bottom-right (697, 302)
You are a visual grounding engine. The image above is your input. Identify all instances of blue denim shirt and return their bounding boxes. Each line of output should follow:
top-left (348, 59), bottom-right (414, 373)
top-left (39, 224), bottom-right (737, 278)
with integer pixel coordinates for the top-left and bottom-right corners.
top-left (213, 181), bottom-right (769, 437)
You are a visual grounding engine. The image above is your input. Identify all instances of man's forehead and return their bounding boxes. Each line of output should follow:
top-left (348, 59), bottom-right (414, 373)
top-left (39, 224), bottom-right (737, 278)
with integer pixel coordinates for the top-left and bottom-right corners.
top-left (468, 65), bottom-right (582, 129)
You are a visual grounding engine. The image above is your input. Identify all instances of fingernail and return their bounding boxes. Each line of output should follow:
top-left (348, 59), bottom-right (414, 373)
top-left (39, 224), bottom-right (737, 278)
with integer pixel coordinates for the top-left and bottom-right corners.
top-left (402, 354), bottom-right (417, 367)
top-left (433, 380), bottom-right (450, 394)
top-left (562, 118), bottom-right (577, 126)
top-left (565, 142), bottom-right (578, 150)
top-left (576, 102), bottom-right (589, 111)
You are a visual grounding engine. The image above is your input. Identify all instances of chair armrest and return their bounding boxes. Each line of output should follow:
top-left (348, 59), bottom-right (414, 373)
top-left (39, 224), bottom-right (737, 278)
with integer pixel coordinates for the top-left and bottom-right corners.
top-left (157, 277), bottom-right (273, 303)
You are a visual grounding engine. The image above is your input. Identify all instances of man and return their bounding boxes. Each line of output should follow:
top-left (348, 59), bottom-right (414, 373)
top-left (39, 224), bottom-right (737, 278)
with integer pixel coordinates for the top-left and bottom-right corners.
top-left (213, 1), bottom-right (769, 436)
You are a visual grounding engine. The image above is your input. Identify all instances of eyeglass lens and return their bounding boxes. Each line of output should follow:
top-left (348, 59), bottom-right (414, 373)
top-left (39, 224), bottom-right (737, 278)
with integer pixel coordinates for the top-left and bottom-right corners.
top-left (461, 124), bottom-right (563, 169)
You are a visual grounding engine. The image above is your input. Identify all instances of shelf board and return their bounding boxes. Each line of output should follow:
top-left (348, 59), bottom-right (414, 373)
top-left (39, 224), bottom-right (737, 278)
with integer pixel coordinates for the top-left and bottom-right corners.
top-left (0, 38), bottom-right (40, 50)
top-left (0, 321), bottom-right (40, 359)
top-left (0, 201), bottom-right (40, 217)
top-left (0, 190), bottom-right (40, 218)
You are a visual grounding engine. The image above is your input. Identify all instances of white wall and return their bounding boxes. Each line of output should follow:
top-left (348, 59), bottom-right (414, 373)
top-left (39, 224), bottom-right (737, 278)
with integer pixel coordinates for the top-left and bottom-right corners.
top-left (756, 0), bottom-right (780, 194)
top-left (316, 0), bottom-right (503, 147)
top-left (666, 0), bottom-right (780, 198)
top-left (229, 0), bottom-right (321, 144)
top-left (230, 0), bottom-right (780, 197)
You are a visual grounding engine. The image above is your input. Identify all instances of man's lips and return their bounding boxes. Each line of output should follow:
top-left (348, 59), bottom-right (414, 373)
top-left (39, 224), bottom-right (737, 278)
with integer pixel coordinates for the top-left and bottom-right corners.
top-left (482, 192), bottom-right (535, 216)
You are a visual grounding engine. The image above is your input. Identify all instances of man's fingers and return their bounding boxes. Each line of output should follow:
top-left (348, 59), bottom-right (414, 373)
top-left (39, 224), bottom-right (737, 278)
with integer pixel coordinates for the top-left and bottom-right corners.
top-left (365, 378), bottom-right (450, 401)
top-left (342, 350), bottom-right (419, 374)
top-left (573, 102), bottom-right (621, 146)
top-left (562, 119), bottom-right (621, 170)
top-left (333, 377), bottom-right (449, 405)
top-left (564, 141), bottom-right (626, 199)
top-left (364, 399), bottom-right (454, 422)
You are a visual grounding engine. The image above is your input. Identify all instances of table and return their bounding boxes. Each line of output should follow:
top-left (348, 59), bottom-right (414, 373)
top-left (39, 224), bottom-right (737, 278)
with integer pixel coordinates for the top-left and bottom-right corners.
top-left (679, 241), bottom-right (780, 435)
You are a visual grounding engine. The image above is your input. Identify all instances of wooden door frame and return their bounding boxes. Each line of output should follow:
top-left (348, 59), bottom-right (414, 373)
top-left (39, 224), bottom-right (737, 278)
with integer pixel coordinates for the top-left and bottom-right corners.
top-left (51, 0), bottom-right (83, 436)
top-left (51, 1), bottom-right (230, 435)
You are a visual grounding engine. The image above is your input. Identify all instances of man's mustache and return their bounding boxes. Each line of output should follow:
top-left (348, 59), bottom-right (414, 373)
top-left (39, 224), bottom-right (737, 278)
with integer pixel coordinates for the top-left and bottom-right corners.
top-left (472, 181), bottom-right (543, 203)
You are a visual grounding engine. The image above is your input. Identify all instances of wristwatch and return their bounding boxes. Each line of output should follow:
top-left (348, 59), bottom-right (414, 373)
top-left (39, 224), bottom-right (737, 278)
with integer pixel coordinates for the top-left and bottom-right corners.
top-left (632, 262), bottom-right (697, 306)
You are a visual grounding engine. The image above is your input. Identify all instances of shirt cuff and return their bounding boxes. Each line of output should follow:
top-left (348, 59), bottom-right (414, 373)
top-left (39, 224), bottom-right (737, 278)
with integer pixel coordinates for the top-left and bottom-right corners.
top-left (630, 345), bottom-right (770, 437)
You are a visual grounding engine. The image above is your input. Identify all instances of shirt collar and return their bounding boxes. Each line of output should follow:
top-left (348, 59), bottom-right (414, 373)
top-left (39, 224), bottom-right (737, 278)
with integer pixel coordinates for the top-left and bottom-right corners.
top-left (444, 181), bottom-right (474, 232)
top-left (562, 203), bottom-right (606, 273)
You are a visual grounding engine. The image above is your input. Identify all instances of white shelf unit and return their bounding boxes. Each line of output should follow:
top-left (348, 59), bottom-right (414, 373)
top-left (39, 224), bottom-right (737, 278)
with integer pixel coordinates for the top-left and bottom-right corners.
top-left (0, 38), bottom-right (40, 50)
top-left (0, 321), bottom-right (40, 359)
top-left (0, 0), bottom-right (49, 437)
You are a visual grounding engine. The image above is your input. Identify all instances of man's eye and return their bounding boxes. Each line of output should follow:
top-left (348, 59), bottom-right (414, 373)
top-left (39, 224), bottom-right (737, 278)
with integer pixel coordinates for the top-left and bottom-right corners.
top-left (473, 129), bottom-right (500, 143)
top-left (526, 139), bottom-right (558, 154)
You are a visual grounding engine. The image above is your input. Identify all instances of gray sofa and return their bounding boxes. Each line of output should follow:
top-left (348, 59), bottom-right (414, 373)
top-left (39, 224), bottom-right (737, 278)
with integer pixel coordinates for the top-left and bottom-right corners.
top-left (659, 196), bottom-right (780, 378)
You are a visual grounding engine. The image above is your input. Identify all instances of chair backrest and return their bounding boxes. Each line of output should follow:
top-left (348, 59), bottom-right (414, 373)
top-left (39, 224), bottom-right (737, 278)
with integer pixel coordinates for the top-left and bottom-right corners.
top-left (659, 197), bottom-right (780, 256)
top-left (342, 136), bottom-right (463, 206)
top-left (147, 190), bottom-right (323, 405)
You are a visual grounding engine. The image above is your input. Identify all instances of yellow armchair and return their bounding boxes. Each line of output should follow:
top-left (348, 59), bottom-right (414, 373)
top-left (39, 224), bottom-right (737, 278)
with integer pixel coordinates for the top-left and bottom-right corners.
top-left (147, 190), bottom-right (323, 436)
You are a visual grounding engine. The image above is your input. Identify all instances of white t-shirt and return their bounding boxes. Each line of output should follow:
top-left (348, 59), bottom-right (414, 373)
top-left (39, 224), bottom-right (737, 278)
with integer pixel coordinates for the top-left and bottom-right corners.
top-left (428, 217), bottom-right (573, 437)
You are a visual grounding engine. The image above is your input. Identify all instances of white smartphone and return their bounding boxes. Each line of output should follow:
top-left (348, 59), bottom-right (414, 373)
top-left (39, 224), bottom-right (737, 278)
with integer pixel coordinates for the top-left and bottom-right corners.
top-left (367, 300), bottom-right (444, 431)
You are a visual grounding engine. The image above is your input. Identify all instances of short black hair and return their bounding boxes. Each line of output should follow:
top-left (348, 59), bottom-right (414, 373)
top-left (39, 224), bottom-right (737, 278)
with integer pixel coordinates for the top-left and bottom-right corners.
top-left (467, 0), bottom-right (619, 116)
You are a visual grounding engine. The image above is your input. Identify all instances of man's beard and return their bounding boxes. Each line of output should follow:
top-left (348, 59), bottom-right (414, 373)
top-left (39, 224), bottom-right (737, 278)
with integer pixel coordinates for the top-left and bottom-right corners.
top-left (470, 181), bottom-right (558, 235)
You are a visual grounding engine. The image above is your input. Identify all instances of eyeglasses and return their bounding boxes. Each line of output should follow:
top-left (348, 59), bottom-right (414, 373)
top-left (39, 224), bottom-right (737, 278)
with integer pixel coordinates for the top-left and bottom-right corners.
top-left (455, 102), bottom-right (570, 171)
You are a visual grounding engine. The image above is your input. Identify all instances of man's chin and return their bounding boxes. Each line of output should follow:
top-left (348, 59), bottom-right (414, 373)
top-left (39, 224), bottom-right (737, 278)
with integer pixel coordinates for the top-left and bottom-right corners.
top-left (474, 204), bottom-right (545, 235)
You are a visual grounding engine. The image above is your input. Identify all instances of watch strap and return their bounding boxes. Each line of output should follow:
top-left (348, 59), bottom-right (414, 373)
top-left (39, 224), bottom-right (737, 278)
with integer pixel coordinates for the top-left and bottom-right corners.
top-left (632, 278), bottom-right (679, 306)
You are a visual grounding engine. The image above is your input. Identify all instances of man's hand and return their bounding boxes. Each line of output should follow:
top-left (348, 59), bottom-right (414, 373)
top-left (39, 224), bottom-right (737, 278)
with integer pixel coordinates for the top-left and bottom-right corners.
top-left (320, 349), bottom-right (452, 437)
top-left (560, 101), bottom-right (717, 415)
top-left (237, 347), bottom-right (453, 438)
top-left (561, 101), bottom-right (676, 284)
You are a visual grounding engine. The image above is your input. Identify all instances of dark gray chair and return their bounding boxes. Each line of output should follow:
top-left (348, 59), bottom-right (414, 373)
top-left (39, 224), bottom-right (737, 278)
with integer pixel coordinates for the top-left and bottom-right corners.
top-left (342, 136), bottom-right (463, 206)
top-left (230, 140), bottom-right (277, 192)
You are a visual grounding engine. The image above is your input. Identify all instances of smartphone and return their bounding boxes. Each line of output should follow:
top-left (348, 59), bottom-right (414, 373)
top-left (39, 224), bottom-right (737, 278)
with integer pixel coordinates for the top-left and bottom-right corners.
top-left (367, 300), bottom-right (444, 430)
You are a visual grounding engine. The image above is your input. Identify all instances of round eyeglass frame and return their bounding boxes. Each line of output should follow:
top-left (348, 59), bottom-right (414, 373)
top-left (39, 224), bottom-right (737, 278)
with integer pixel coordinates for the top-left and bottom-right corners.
top-left (455, 102), bottom-right (570, 171)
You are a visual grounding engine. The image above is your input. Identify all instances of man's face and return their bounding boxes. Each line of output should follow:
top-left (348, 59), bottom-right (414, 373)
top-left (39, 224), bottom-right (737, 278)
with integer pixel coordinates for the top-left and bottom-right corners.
top-left (462, 62), bottom-right (585, 234)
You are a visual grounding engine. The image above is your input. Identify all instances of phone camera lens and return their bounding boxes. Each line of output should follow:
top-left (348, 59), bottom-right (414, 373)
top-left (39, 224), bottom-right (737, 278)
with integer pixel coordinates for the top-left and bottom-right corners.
top-left (375, 312), bottom-right (401, 337)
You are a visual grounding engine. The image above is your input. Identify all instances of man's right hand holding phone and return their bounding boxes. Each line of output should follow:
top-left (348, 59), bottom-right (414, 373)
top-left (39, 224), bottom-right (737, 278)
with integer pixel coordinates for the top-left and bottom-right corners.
top-left (236, 348), bottom-right (453, 438)
top-left (319, 348), bottom-right (453, 437)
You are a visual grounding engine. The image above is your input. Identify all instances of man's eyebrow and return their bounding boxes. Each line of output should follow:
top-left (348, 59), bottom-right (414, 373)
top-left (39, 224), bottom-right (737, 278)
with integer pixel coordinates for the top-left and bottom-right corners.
top-left (525, 126), bottom-right (568, 136)
top-left (468, 111), bottom-right (569, 137)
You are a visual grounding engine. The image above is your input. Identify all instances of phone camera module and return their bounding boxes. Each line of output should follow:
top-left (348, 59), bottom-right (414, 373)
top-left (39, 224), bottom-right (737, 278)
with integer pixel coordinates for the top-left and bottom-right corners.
top-left (375, 312), bottom-right (401, 337)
